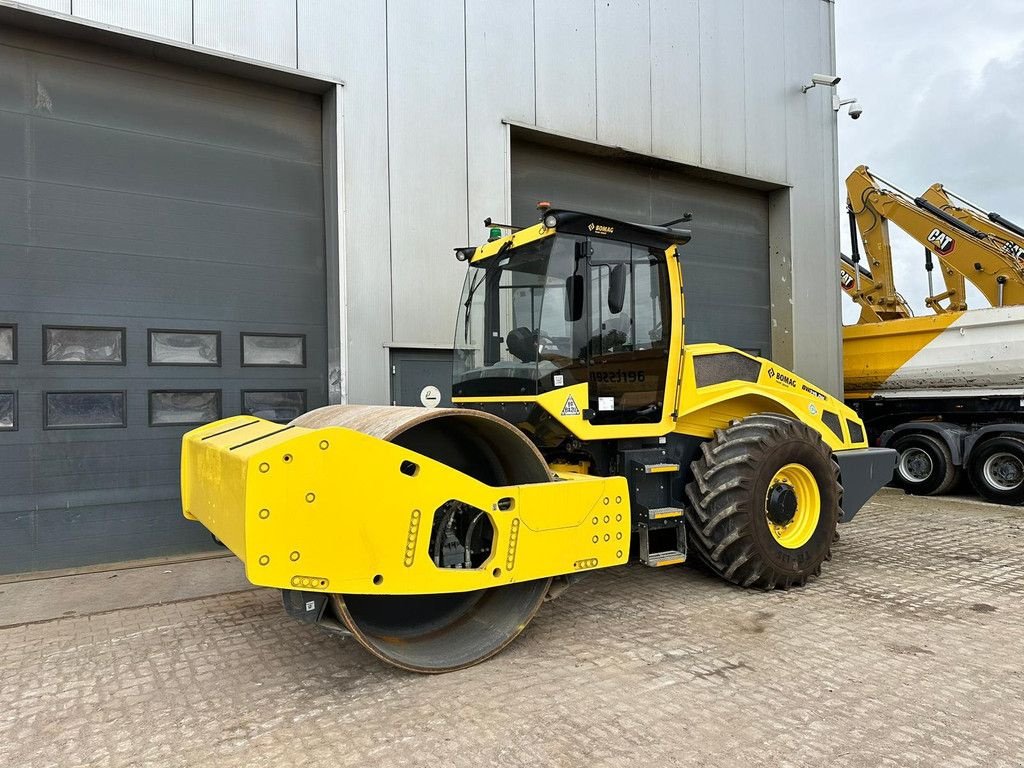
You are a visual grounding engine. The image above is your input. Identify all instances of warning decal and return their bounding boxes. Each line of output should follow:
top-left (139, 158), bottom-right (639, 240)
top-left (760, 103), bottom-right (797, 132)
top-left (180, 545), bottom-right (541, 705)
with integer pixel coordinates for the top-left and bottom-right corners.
top-left (561, 395), bottom-right (581, 417)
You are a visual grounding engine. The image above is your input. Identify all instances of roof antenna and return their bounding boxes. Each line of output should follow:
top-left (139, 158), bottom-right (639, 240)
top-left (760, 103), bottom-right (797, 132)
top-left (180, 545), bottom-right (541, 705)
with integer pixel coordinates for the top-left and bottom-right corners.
top-left (660, 212), bottom-right (693, 227)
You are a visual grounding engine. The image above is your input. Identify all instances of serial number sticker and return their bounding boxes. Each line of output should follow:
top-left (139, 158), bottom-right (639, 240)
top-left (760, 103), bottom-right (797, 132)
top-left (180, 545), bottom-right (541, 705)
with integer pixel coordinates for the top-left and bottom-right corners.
top-left (590, 369), bottom-right (646, 384)
top-left (598, 396), bottom-right (615, 411)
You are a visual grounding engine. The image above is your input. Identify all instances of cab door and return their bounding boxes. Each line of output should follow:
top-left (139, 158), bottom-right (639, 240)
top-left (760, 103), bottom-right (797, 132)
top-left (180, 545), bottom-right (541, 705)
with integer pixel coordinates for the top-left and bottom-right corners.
top-left (585, 239), bottom-right (673, 425)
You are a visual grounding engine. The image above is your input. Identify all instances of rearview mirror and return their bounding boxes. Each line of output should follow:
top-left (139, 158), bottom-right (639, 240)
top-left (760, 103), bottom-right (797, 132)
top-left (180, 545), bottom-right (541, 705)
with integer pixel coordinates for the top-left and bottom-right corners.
top-left (565, 274), bottom-right (584, 322)
top-left (608, 264), bottom-right (627, 314)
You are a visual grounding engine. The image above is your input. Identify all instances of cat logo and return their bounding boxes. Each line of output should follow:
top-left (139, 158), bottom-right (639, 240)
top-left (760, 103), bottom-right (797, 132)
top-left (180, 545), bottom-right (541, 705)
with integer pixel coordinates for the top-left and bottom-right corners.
top-left (561, 394), bottom-right (581, 417)
top-left (840, 268), bottom-right (855, 291)
top-left (926, 228), bottom-right (955, 255)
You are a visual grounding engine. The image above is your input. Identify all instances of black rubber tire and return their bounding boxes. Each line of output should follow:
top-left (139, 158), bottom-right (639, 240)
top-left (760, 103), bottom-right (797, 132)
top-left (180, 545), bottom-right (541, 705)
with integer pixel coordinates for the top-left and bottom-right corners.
top-left (685, 413), bottom-right (841, 590)
top-left (967, 435), bottom-right (1024, 506)
top-left (892, 432), bottom-right (959, 496)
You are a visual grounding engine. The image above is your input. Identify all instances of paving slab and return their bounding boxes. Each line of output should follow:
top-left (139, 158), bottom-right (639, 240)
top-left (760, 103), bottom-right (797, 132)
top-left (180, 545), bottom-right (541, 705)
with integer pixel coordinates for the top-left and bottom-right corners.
top-left (0, 554), bottom-right (251, 628)
top-left (1, 488), bottom-right (1023, 768)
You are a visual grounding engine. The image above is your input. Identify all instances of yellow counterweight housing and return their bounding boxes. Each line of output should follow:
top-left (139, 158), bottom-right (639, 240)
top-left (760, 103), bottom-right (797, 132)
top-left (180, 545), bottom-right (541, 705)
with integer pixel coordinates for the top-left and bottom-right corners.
top-left (182, 409), bottom-right (629, 596)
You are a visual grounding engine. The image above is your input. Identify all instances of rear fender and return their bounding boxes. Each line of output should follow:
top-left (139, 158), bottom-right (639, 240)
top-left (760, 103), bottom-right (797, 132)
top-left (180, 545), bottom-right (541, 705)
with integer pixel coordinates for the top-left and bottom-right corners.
top-left (675, 345), bottom-right (867, 451)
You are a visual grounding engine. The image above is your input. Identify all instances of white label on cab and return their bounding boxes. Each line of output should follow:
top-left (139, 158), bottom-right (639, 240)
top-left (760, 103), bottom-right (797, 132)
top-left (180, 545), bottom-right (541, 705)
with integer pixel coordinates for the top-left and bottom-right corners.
top-left (598, 396), bottom-right (615, 411)
top-left (553, 374), bottom-right (564, 387)
top-left (420, 385), bottom-right (442, 408)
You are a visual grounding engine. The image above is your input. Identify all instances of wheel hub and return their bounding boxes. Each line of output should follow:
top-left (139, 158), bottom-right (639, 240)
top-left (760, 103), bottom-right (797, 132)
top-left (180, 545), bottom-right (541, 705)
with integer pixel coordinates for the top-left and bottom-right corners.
top-left (898, 447), bottom-right (933, 483)
top-left (983, 451), bottom-right (1024, 492)
top-left (764, 463), bottom-right (822, 550)
top-left (766, 482), bottom-right (798, 526)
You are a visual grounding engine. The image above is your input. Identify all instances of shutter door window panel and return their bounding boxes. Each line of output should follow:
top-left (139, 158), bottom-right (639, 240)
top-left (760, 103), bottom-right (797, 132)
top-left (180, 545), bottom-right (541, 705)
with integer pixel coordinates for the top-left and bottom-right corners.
top-left (0, 325), bottom-right (15, 362)
top-left (0, 392), bottom-right (15, 430)
top-left (44, 391), bottom-right (127, 429)
top-left (242, 390), bottom-right (307, 422)
top-left (149, 390), bottom-right (221, 426)
top-left (149, 331), bottom-right (220, 366)
top-left (44, 327), bottom-right (125, 365)
top-left (241, 334), bottom-right (305, 367)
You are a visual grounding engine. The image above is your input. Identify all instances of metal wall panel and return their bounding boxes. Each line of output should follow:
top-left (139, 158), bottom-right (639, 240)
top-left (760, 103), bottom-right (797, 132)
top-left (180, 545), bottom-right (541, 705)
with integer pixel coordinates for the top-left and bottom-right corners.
top-left (534, 0), bottom-right (596, 140)
top-left (7, 0), bottom-right (843, 404)
top-left (596, 0), bottom-right (651, 153)
top-left (743, 0), bottom-right (787, 181)
top-left (650, 0), bottom-right (700, 165)
top-left (297, 0), bottom-right (391, 404)
top-left (697, 0), bottom-right (746, 174)
top-left (193, 0), bottom-right (296, 68)
top-left (73, 0), bottom-right (192, 42)
top-left (386, 0), bottom-right (469, 345)
top-left (465, 0), bottom-right (535, 231)
top-left (511, 140), bottom-right (771, 356)
top-left (775, 0), bottom-right (840, 393)
top-left (0, 27), bottom-right (326, 573)
top-left (19, 0), bottom-right (69, 12)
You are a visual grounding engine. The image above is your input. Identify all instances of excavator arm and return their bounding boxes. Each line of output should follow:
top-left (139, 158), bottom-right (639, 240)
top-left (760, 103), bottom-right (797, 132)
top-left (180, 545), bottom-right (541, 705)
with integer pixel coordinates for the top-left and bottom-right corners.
top-left (839, 252), bottom-right (912, 324)
top-left (848, 165), bottom-right (1024, 312)
top-left (921, 183), bottom-right (1024, 281)
top-left (847, 165), bottom-right (970, 314)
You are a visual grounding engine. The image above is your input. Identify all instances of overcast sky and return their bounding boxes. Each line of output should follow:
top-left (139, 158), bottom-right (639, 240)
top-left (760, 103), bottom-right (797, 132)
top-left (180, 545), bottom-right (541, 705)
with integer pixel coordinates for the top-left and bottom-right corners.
top-left (835, 0), bottom-right (1024, 322)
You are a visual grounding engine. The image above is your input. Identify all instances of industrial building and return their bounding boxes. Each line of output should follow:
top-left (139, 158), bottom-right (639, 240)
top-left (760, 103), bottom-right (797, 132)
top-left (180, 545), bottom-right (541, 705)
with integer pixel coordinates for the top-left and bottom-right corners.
top-left (0, 0), bottom-right (842, 574)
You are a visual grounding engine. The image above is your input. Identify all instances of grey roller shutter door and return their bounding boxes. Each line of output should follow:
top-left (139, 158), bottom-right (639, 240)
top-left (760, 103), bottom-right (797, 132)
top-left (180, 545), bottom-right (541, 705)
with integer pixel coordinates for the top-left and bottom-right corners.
top-left (0, 28), bottom-right (327, 574)
top-left (511, 140), bottom-right (771, 356)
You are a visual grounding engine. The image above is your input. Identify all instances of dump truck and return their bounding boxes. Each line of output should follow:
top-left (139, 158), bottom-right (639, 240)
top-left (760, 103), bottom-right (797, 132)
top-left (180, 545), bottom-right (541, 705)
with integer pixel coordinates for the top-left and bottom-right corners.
top-left (182, 209), bottom-right (896, 672)
top-left (841, 166), bottom-right (1024, 505)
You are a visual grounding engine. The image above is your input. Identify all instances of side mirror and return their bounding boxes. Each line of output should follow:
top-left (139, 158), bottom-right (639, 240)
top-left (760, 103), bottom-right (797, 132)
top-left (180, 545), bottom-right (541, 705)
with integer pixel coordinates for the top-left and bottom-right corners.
top-left (565, 274), bottom-right (584, 322)
top-left (608, 264), bottom-right (627, 314)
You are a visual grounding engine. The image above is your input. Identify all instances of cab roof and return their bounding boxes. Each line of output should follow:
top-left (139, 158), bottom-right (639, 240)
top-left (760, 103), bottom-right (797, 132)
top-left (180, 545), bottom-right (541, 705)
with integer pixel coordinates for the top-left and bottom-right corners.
top-left (462, 209), bottom-right (692, 264)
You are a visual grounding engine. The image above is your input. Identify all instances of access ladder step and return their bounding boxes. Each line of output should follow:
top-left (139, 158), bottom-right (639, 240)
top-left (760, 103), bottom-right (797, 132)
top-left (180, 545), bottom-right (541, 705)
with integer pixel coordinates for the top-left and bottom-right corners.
top-left (638, 515), bottom-right (688, 567)
top-left (647, 506), bottom-right (684, 521)
top-left (643, 463), bottom-right (680, 474)
top-left (642, 550), bottom-right (687, 567)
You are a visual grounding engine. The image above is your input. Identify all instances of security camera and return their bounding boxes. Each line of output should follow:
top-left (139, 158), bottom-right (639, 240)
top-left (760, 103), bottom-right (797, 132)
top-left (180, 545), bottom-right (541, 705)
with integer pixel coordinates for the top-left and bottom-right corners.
top-left (801, 73), bottom-right (841, 92)
top-left (833, 95), bottom-right (862, 119)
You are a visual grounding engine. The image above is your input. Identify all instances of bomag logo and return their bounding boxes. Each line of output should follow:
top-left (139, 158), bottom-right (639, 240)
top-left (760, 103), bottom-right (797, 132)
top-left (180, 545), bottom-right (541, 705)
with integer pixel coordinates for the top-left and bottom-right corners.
top-left (927, 228), bottom-right (956, 255)
top-left (767, 367), bottom-right (798, 388)
top-left (587, 222), bottom-right (615, 236)
top-left (840, 268), bottom-right (855, 291)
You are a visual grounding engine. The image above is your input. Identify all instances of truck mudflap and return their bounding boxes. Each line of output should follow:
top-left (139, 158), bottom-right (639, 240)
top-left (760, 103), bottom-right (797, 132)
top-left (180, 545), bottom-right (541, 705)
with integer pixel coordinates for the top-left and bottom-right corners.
top-left (180, 415), bottom-right (630, 596)
top-left (834, 447), bottom-right (898, 522)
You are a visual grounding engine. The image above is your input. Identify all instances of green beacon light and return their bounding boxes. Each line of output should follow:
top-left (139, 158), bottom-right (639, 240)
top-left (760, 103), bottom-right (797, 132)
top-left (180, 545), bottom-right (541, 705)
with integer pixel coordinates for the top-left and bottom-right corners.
top-left (488, 227), bottom-right (502, 241)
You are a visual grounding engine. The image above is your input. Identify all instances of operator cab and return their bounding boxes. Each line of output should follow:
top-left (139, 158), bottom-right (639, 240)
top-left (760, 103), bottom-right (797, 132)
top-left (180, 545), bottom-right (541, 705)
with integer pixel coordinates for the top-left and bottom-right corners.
top-left (453, 210), bottom-right (689, 425)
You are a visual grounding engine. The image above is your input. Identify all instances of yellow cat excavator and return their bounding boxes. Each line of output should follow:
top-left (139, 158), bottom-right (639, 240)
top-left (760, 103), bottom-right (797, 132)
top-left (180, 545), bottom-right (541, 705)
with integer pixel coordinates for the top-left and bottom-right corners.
top-left (841, 166), bottom-right (1024, 506)
top-left (181, 208), bottom-right (895, 673)
top-left (843, 165), bottom-right (1024, 317)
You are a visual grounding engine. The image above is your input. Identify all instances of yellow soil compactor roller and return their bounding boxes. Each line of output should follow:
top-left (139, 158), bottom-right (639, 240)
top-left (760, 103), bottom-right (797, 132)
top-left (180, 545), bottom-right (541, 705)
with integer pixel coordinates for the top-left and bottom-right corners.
top-left (181, 209), bottom-right (896, 673)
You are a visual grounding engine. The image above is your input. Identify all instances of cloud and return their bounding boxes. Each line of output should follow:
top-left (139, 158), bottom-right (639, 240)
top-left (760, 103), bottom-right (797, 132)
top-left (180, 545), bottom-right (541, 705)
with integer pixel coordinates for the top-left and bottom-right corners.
top-left (836, 1), bottom-right (1024, 321)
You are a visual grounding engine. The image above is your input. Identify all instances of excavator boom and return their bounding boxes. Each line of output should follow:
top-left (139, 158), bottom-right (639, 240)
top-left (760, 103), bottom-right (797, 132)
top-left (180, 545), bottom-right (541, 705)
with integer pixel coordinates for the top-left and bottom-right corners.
top-left (847, 166), bottom-right (1024, 313)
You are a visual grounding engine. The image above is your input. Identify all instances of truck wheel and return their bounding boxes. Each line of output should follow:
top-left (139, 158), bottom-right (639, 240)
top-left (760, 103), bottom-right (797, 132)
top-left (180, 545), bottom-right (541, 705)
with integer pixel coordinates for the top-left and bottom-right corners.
top-left (685, 413), bottom-right (840, 590)
top-left (967, 436), bottom-right (1024, 506)
top-left (892, 432), bottom-right (959, 496)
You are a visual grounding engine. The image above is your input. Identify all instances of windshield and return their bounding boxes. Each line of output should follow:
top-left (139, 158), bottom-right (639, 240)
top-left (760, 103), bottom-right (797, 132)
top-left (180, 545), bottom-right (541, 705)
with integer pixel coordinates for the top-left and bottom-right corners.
top-left (453, 234), bottom-right (584, 397)
top-left (453, 233), bottom-right (672, 422)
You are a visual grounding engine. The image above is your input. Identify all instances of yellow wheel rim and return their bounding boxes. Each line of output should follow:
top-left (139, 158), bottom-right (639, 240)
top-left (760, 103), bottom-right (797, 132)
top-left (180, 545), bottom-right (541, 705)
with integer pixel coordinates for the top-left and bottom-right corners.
top-left (765, 463), bottom-right (821, 549)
